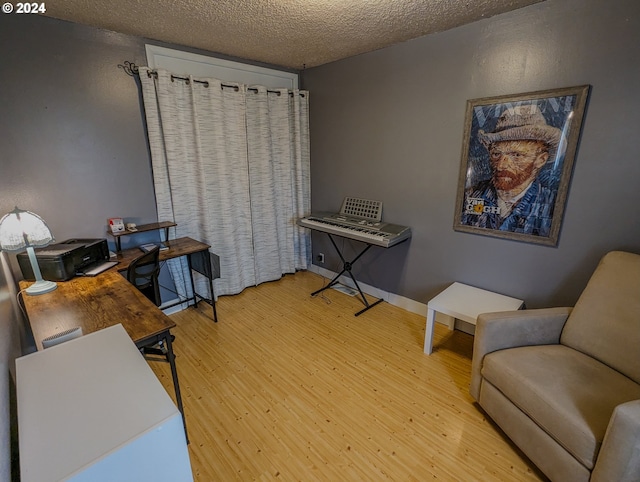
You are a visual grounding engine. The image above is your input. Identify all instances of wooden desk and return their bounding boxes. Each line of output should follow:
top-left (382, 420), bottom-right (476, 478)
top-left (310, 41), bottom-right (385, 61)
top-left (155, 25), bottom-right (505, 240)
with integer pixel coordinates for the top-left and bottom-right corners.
top-left (116, 236), bottom-right (218, 322)
top-left (19, 270), bottom-right (188, 440)
top-left (115, 236), bottom-right (209, 270)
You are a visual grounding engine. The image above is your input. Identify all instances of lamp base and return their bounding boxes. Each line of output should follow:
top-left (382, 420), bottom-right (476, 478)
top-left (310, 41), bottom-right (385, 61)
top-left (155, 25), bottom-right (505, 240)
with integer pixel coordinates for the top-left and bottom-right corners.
top-left (26, 279), bottom-right (57, 296)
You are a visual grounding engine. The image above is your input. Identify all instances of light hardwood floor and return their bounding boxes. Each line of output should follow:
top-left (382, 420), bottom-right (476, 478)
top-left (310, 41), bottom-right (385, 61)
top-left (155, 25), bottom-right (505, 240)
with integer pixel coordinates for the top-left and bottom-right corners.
top-left (149, 271), bottom-right (546, 481)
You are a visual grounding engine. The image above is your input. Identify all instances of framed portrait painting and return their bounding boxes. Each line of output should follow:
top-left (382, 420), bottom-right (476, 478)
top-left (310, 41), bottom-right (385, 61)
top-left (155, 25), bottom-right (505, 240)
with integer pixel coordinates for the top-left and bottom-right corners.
top-left (453, 85), bottom-right (590, 246)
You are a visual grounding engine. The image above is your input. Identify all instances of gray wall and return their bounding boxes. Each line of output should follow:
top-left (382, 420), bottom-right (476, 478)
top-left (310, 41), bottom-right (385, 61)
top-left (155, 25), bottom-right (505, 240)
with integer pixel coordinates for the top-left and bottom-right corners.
top-left (303, 0), bottom-right (640, 308)
top-left (0, 14), bottom-right (296, 302)
top-left (0, 14), bottom-right (157, 246)
top-left (0, 14), bottom-right (188, 302)
top-left (0, 15), bottom-right (234, 301)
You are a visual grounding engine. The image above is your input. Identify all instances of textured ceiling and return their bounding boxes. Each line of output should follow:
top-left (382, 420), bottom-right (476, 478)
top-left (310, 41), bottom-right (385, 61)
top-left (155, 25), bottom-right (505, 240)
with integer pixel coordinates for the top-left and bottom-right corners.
top-left (42, 0), bottom-right (544, 70)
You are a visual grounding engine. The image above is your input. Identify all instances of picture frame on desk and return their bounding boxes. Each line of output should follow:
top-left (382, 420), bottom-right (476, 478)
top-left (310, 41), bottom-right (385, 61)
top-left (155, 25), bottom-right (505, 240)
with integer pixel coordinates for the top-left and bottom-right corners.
top-left (108, 217), bottom-right (125, 233)
top-left (453, 85), bottom-right (590, 246)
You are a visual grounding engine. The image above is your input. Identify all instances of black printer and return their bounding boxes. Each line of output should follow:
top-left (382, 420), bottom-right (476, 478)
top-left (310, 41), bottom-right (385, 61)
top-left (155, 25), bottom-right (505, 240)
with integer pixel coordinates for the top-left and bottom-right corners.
top-left (18, 238), bottom-right (110, 281)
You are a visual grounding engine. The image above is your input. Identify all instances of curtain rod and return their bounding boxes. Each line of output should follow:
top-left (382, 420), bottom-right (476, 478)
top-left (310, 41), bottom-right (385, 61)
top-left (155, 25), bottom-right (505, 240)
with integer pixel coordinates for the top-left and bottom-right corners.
top-left (118, 61), bottom-right (304, 97)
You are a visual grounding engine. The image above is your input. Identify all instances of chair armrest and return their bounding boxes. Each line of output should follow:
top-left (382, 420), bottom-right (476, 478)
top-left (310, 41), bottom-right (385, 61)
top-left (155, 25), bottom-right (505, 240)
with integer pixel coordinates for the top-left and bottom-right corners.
top-left (470, 307), bottom-right (572, 400)
top-left (592, 399), bottom-right (640, 482)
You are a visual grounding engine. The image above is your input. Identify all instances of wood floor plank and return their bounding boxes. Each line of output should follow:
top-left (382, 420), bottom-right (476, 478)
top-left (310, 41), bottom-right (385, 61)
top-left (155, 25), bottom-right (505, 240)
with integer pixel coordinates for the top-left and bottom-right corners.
top-left (149, 271), bottom-right (546, 481)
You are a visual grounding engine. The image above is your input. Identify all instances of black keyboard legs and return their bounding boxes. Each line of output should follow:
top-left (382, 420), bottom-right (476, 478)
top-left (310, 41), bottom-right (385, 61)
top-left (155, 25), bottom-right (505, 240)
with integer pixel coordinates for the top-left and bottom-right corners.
top-left (311, 234), bottom-right (384, 316)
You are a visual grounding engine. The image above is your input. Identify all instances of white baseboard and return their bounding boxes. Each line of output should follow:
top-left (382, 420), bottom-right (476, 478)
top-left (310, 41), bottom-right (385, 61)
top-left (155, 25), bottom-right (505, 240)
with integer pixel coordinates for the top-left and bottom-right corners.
top-left (162, 267), bottom-right (474, 334)
top-left (307, 264), bottom-right (427, 316)
top-left (160, 299), bottom-right (190, 315)
top-left (306, 265), bottom-right (474, 334)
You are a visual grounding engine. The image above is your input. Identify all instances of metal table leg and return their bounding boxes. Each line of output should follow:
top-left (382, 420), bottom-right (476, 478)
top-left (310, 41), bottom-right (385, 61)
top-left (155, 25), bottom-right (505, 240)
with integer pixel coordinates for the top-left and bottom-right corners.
top-left (163, 331), bottom-right (188, 444)
top-left (311, 234), bottom-right (384, 316)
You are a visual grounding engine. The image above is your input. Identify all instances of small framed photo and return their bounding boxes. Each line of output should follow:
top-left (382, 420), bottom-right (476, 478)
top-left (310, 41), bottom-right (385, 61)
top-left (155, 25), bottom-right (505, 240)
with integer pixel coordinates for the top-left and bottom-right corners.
top-left (108, 217), bottom-right (125, 233)
top-left (453, 85), bottom-right (590, 246)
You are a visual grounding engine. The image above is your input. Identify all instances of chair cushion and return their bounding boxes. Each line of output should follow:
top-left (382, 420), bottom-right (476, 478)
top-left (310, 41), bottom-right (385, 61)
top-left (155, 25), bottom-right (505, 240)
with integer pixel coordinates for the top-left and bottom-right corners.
top-left (482, 344), bottom-right (640, 469)
top-left (561, 251), bottom-right (640, 384)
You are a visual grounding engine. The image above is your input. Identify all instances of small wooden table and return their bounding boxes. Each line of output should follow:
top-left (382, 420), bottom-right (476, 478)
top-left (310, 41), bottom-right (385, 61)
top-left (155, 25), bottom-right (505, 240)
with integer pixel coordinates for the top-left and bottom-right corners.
top-left (423, 282), bottom-right (524, 355)
top-left (19, 269), bottom-right (189, 440)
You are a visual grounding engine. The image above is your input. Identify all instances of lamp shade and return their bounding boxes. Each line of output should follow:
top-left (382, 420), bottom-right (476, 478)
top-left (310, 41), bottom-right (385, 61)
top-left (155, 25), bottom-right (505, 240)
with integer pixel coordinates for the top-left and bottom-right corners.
top-left (0, 207), bottom-right (57, 295)
top-left (0, 207), bottom-right (54, 252)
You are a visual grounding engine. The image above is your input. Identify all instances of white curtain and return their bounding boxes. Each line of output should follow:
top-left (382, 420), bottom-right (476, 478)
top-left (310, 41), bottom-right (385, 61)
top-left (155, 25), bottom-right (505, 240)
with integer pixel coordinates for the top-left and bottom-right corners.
top-left (139, 68), bottom-right (310, 299)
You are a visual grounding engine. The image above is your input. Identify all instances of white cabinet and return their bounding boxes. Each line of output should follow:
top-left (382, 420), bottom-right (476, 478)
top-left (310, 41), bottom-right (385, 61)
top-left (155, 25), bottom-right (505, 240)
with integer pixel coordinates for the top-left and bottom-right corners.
top-left (17, 324), bottom-right (193, 482)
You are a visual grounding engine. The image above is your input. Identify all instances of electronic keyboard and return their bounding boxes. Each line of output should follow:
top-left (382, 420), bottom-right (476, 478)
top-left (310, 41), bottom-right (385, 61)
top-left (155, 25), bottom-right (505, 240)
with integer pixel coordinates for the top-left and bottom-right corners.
top-left (297, 212), bottom-right (411, 248)
top-left (298, 197), bottom-right (411, 316)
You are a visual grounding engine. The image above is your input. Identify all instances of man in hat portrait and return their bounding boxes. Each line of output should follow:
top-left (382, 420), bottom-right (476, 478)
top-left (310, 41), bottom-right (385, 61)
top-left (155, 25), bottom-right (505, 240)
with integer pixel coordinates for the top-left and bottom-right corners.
top-left (460, 103), bottom-right (564, 237)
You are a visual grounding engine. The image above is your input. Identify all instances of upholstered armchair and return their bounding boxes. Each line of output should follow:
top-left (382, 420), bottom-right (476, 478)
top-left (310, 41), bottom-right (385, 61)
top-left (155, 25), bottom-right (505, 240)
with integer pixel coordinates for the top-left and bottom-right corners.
top-left (470, 251), bottom-right (640, 482)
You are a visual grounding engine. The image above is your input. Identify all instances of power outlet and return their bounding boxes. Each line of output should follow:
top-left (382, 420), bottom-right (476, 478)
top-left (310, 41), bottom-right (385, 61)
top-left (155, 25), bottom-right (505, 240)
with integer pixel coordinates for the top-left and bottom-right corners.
top-left (316, 253), bottom-right (325, 264)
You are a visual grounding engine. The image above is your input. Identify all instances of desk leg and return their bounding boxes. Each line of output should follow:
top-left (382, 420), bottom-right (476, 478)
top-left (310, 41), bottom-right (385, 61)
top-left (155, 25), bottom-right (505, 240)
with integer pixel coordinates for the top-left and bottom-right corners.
top-left (187, 250), bottom-right (218, 322)
top-left (424, 308), bottom-right (436, 355)
top-left (208, 274), bottom-right (218, 323)
top-left (164, 332), bottom-right (188, 444)
top-left (186, 255), bottom-right (198, 309)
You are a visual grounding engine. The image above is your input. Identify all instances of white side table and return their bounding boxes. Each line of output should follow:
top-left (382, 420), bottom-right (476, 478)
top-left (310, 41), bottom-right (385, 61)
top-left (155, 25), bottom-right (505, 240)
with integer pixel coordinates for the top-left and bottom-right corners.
top-left (424, 282), bottom-right (524, 355)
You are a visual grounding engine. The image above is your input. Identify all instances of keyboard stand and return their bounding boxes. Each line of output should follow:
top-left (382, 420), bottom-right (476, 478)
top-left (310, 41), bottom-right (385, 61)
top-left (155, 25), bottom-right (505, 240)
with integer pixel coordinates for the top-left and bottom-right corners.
top-left (311, 233), bottom-right (384, 316)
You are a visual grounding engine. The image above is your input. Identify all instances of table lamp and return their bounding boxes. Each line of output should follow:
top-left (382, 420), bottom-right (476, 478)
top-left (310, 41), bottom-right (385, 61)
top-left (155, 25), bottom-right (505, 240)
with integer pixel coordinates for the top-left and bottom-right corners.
top-left (0, 207), bottom-right (57, 295)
